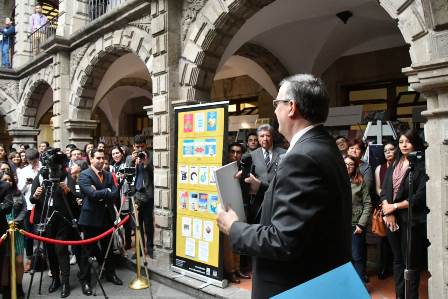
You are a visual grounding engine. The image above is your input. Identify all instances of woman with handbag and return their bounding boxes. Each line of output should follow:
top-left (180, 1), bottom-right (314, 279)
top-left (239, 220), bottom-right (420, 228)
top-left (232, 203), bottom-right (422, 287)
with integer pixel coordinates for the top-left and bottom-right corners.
top-left (380, 129), bottom-right (428, 299)
top-left (374, 141), bottom-right (396, 279)
top-left (345, 155), bottom-right (372, 282)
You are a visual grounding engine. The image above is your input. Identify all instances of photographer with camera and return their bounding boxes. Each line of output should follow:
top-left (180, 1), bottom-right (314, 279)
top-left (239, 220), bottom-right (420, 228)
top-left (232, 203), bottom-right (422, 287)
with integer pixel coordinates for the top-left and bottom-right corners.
top-left (17, 148), bottom-right (41, 273)
top-left (78, 148), bottom-right (122, 294)
top-left (125, 134), bottom-right (154, 258)
top-left (30, 148), bottom-right (81, 298)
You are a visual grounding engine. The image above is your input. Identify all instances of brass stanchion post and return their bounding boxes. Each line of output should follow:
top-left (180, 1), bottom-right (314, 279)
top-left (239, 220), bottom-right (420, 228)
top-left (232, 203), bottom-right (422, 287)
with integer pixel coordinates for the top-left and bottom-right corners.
top-left (129, 200), bottom-right (149, 290)
top-left (8, 221), bottom-right (17, 299)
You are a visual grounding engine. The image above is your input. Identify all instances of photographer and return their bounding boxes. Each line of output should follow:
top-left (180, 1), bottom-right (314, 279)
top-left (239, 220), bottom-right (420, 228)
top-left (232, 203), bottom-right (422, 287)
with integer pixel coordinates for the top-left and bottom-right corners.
top-left (125, 134), bottom-right (154, 258)
top-left (30, 148), bottom-right (80, 298)
top-left (17, 148), bottom-right (41, 273)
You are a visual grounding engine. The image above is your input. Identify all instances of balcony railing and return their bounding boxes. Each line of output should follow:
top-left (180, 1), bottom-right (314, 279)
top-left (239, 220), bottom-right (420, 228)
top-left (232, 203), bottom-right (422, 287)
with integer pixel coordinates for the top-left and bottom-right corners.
top-left (89, 0), bottom-right (128, 21)
top-left (28, 12), bottom-right (64, 56)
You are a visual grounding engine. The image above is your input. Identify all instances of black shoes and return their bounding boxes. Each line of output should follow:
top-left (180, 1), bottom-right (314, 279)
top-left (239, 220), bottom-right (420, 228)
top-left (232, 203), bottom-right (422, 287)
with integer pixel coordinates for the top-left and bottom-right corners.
top-left (81, 282), bottom-right (92, 296)
top-left (106, 274), bottom-right (123, 285)
top-left (226, 272), bottom-right (240, 284)
top-left (236, 270), bottom-right (251, 279)
top-left (49, 278), bottom-right (61, 293)
top-left (60, 283), bottom-right (70, 298)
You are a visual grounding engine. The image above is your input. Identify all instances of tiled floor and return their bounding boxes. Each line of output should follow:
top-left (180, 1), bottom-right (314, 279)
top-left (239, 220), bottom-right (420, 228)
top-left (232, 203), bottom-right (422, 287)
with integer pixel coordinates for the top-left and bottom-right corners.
top-left (232, 272), bottom-right (429, 299)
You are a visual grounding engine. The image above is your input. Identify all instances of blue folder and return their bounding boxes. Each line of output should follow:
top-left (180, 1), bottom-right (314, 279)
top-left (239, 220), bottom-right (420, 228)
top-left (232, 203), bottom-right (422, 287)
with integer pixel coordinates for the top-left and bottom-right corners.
top-left (271, 262), bottom-right (370, 299)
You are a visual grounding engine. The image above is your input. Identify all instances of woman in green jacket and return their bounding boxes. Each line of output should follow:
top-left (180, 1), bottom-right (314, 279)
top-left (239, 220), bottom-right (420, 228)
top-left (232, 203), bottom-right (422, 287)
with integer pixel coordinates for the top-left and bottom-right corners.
top-left (345, 155), bottom-right (372, 282)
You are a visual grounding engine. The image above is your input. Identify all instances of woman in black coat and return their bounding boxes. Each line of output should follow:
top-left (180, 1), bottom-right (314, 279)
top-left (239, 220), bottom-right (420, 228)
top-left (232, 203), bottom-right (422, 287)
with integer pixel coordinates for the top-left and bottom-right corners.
top-left (380, 129), bottom-right (428, 299)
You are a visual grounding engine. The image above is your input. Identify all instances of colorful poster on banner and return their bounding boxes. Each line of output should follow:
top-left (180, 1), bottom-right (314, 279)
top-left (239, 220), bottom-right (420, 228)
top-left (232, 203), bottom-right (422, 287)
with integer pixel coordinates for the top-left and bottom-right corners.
top-left (184, 113), bottom-right (194, 133)
top-left (174, 104), bottom-right (227, 282)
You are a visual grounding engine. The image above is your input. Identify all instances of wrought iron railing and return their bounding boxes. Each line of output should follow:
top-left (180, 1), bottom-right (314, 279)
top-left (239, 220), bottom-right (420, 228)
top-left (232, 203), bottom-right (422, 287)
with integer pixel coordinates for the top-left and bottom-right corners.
top-left (27, 12), bottom-right (64, 56)
top-left (89, 0), bottom-right (128, 21)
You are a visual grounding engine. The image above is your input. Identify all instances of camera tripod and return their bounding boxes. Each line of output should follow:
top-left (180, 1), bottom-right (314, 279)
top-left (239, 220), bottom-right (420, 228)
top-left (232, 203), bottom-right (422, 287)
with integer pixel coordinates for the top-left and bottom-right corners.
top-left (93, 178), bottom-right (152, 298)
top-left (26, 177), bottom-right (109, 299)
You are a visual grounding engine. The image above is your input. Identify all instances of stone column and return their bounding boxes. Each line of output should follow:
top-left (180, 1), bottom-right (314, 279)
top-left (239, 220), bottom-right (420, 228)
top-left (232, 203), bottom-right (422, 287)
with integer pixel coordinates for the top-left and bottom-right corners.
top-left (150, 0), bottom-right (181, 265)
top-left (64, 119), bottom-right (98, 148)
top-left (13, 0), bottom-right (33, 68)
top-left (8, 128), bottom-right (40, 149)
top-left (52, 52), bottom-right (73, 148)
top-left (406, 62), bottom-right (448, 299)
top-left (57, 0), bottom-right (89, 36)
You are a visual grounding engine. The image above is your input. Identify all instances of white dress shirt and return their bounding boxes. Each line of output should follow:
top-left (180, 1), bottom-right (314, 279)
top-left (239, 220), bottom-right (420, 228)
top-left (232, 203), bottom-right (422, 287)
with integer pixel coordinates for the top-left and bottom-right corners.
top-left (17, 162), bottom-right (41, 210)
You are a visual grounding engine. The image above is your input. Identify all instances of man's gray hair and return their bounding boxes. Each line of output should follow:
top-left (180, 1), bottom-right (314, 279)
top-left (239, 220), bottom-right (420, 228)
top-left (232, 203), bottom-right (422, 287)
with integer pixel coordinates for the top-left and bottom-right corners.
top-left (279, 74), bottom-right (330, 124)
top-left (256, 124), bottom-right (274, 136)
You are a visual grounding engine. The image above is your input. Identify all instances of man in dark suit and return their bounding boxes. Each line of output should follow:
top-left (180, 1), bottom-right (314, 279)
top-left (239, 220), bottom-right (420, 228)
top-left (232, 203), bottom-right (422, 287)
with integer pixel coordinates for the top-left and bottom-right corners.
top-left (248, 124), bottom-right (285, 223)
top-left (78, 148), bottom-right (122, 295)
top-left (217, 74), bottom-right (352, 299)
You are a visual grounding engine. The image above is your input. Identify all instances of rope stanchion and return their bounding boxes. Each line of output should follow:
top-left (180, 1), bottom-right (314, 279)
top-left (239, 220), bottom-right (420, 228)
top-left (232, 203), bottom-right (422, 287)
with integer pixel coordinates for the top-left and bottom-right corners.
top-left (0, 232), bottom-right (7, 247)
top-left (19, 215), bottom-right (130, 246)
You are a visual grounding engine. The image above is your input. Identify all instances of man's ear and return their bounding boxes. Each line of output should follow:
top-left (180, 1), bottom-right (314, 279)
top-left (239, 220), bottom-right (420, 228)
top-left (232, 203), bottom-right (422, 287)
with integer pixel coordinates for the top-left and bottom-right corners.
top-left (288, 100), bottom-right (296, 118)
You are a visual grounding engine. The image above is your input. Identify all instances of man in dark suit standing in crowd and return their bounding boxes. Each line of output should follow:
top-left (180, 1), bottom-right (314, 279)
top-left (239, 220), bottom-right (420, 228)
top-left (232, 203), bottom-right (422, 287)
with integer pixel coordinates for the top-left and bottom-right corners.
top-left (217, 74), bottom-right (352, 299)
top-left (78, 148), bottom-right (122, 295)
top-left (249, 124), bottom-right (285, 223)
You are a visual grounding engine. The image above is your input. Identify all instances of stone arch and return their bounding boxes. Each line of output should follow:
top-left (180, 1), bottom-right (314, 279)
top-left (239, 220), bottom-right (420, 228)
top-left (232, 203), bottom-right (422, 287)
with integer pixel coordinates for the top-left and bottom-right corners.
top-left (234, 43), bottom-right (289, 86)
top-left (179, 0), bottom-right (434, 101)
top-left (69, 26), bottom-right (152, 120)
top-left (0, 87), bottom-right (18, 128)
top-left (18, 64), bottom-right (55, 128)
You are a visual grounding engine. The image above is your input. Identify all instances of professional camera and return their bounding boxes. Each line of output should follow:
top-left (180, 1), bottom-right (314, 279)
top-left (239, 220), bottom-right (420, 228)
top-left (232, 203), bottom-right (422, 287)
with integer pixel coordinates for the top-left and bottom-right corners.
top-left (118, 166), bottom-right (136, 183)
top-left (137, 150), bottom-right (147, 160)
top-left (40, 148), bottom-right (69, 181)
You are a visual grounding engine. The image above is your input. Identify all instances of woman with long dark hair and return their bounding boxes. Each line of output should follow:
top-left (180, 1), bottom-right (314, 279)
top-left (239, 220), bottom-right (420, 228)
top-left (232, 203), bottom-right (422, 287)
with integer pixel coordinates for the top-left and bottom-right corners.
top-left (381, 129), bottom-right (428, 299)
top-left (345, 155), bottom-right (372, 282)
top-left (0, 171), bottom-right (26, 298)
top-left (110, 145), bottom-right (132, 250)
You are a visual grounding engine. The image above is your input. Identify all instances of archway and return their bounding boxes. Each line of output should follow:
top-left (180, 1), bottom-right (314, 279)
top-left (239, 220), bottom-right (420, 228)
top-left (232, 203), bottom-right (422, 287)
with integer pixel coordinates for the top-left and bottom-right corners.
top-left (179, 0), bottom-right (434, 297)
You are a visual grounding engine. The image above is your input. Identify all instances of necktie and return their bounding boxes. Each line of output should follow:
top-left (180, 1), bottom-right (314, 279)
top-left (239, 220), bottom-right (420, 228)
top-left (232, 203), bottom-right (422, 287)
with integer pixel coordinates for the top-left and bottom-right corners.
top-left (98, 171), bottom-right (104, 183)
top-left (264, 150), bottom-right (271, 167)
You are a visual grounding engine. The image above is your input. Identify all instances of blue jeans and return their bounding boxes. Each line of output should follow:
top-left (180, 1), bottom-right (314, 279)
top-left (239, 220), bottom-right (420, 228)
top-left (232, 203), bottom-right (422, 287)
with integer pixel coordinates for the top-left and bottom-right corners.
top-left (1, 43), bottom-right (11, 67)
top-left (352, 227), bottom-right (366, 281)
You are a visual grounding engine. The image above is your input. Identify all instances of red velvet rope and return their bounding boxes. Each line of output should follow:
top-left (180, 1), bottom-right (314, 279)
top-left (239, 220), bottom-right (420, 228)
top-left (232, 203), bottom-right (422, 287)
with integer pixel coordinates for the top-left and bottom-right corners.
top-left (19, 215), bottom-right (130, 246)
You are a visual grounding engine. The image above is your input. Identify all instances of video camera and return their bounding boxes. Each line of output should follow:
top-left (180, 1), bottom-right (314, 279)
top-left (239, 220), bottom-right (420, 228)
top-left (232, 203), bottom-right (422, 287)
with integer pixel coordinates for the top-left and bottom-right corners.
top-left (40, 148), bottom-right (69, 181)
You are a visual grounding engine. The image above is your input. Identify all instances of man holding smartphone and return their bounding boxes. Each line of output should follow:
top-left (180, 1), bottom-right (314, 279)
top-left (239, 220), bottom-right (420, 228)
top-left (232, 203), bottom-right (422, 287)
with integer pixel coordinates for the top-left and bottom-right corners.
top-left (17, 148), bottom-right (41, 272)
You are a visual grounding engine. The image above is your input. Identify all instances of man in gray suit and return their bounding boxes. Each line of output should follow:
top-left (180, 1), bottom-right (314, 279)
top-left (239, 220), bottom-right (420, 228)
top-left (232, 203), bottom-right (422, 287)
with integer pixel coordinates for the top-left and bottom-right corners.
top-left (248, 124), bottom-right (285, 223)
top-left (217, 74), bottom-right (352, 299)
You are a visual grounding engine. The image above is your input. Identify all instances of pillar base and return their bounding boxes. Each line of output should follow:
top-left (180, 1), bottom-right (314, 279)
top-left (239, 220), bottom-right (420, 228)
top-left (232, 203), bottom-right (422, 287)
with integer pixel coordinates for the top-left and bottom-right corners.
top-left (7, 128), bottom-right (40, 149)
top-left (64, 119), bottom-right (99, 147)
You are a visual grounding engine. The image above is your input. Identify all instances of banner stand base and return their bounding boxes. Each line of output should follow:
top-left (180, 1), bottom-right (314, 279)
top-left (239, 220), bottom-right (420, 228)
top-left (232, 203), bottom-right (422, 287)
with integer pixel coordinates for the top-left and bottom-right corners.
top-left (171, 265), bottom-right (228, 288)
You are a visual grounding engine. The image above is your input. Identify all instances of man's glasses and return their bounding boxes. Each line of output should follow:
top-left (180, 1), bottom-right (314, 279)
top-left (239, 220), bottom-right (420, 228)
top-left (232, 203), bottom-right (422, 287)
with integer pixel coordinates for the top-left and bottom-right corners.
top-left (273, 99), bottom-right (290, 109)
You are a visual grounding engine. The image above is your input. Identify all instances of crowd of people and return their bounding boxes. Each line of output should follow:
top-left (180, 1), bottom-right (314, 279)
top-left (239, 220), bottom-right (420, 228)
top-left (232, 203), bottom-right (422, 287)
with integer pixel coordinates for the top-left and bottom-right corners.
top-left (0, 134), bottom-right (154, 299)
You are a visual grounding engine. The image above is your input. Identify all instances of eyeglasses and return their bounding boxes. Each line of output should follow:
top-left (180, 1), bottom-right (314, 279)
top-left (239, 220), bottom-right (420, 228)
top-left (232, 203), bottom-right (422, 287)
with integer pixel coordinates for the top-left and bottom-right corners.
top-left (273, 99), bottom-right (290, 109)
top-left (384, 148), bottom-right (395, 153)
top-left (345, 163), bottom-right (355, 167)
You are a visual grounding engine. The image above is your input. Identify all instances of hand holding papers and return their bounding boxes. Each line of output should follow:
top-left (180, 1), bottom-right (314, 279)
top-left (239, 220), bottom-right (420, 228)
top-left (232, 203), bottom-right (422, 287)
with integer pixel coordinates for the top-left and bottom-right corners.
top-left (214, 161), bottom-right (246, 222)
